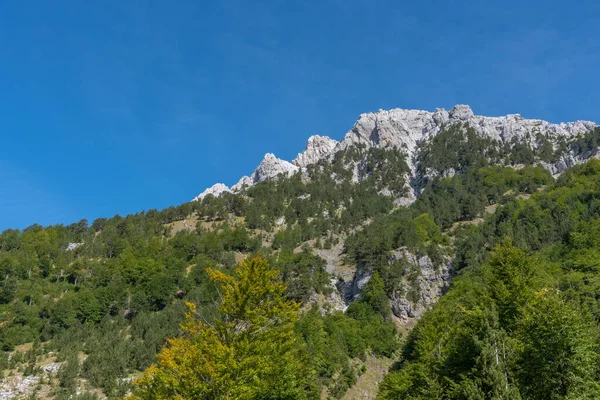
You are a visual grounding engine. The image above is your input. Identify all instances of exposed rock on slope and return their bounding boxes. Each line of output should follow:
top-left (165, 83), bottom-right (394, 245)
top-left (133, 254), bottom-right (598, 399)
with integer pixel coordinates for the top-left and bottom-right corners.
top-left (541, 150), bottom-right (600, 177)
top-left (253, 153), bottom-right (299, 182)
top-left (194, 105), bottom-right (597, 199)
top-left (337, 108), bottom-right (444, 167)
top-left (388, 249), bottom-right (453, 320)
top-left (232, 175), bottom-right (253, 192)
top-left (193, 183), bottom-right (231, 201)
top-left (230, 153), bottom-right (299, 192)
top-left (336, 104), bottom-right (596, 171)
top-left (194, 154), bottom-right (299, 199)
top-left (292, 135), bottom-right (339, 168)
top-left (337, 248), bottom-right (453, 321)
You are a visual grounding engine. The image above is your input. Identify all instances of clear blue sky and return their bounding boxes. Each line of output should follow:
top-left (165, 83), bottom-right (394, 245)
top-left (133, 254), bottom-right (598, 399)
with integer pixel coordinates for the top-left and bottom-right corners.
top-left (1, 0), bottom-right (599, 230)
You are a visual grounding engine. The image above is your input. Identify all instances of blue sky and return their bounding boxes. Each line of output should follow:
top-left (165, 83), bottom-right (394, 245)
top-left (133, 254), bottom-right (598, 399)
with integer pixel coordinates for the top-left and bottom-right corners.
top-left (1, 0), bottom-right (599, 230)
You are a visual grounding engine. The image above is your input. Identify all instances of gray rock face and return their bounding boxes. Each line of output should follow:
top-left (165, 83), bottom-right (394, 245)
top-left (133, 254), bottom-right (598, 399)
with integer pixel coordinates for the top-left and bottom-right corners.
top-left (448, 104), bottom-right (475, 120)
top-left (231, 175), bottom-right (253, 192)
top-left (252, 153), bottom-right (299, 183)
top-left (0, 361), bottom-right (62, 399)
top-left (293, 135), bottom-right (339, 168)
top-left (337, 248), bottom-right (452, 320)
top-left (231, 153), bottom-right (299, 192)
top-left (336, 104), bottom-right (596, 172)
top-left (65, 242), bottom-right (83, 251)
top-left (192, 183), bottom-right (231, 201)
top-left (340, 267), bottom-right (373, 303)
top-left (196, 153), bottom-right (299, 199)
top-left (194, 104), bottom-right (597, 200)
top-left (387, 249), bottom-right (453, 320)
top-left (305, 285), bottom-right (347, 315)
top-left (393, 186), bottom-right (417, 207)
top-left (540, 151), bottom-right (600, 177)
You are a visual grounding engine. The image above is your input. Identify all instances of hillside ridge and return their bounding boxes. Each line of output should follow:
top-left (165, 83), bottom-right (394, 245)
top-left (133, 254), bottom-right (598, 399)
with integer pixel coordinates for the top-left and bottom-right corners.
top-left (193, 104), bottom-right (597, 200)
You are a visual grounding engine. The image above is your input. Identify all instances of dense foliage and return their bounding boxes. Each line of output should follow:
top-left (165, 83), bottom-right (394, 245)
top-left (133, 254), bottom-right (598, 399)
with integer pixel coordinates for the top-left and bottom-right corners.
top-left (132, 256), bottom-right (312, 399)
top-left (379, 161), bottom-right (600, 399)
top-left (2, 123), bottom-right (600, 399)
top-left (0, 145), bottom-right (405, 398)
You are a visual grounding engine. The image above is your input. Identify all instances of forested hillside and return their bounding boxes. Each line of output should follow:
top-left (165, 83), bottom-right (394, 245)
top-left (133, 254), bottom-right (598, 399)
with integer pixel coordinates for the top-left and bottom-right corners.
top-left (1, 120), bottom-right (600, 399)
top-left (379, 160), bottom-right (600, 399)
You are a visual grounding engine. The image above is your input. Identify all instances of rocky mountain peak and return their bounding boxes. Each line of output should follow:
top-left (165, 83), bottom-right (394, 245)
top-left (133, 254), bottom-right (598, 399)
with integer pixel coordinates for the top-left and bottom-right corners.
top-left (336, 108), bottom-right (440, 167)
top-left (194, 104), bottom-right (598, 200)
top-left (448, 104), bottom-right (474, 120)
top-left (335, 104), bottom-right (596, 172)
top-left (253, 153), bottom-right (299, 183)
top-left (293, 135), bottom-right (338, 167)
top-left (192, 183), bottom-right (231, 201)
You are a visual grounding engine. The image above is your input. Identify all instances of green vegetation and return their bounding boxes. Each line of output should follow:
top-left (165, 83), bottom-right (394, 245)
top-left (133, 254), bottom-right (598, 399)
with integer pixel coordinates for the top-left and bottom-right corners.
top-left (0, 145), bottom-right (406, 398)
top-left (379, 161), bottom-right (600, 399)
top-left (416, 124), bottom-right (503, 181)
top-left (132, 256), bottom-right (312, 399)
top-left (2, 124), bottom-right (600, 399)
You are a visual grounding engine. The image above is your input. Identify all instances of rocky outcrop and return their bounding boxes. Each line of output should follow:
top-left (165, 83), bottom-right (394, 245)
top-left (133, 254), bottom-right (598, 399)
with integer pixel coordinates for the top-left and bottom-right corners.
top-left (337, 267), bottom-right (373, 304)
top-left (195, 154), bottom-right (299, 200)
top-left (231, 175), bottom-right (253, 192)
top-left (336, 104), bottom-right (596, 172)
top-left (387, 249), bottom-right (453, 320)
top-left (337, 108), bottom-right (441, 168)
top-left (293, 135), bottom-right (339, 168)
top-left (194, 105), bottom-right (597, 200)
top-left (304, 285), bottom-right (347, 315)
top-left (65, 242), bottom-right (83, 251)
top-left (0, 362), bottom-right (61, 400)
top-left (393, 186), bottom-right (417, 207)
top-left (192, 183), bottom-right (231, 201)
top-left (540, 150), bottom-right (600, 177)
top-left (252, 153), bottom-right (299, 183)
top-left (233, 153), bottom-right (299, 190)
top-left (336, 248), bottom-right (452, 321)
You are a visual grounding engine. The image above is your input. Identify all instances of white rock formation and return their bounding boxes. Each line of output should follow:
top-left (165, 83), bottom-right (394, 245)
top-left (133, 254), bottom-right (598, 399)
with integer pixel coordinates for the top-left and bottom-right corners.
top-left (292, 135), bottom-right (339, 168)
top-left (387, 249), bottom-right (453, 320)
top-left (227, 153), bottom-right (299, 194)
top-left (336, 104), bottom-right (596, 171)
top-left (231, 175), bottom-right (253, 192)
top-left (192, 183), bottom-right (231, 201)
top-left (194, 105), bottom-right (597, 200)
top-left (65, 242), bottom-right (83, 251)
top-left (195, 154), bottom-right (299, 200)
top-left (252, 153), bottom-right (299, 183)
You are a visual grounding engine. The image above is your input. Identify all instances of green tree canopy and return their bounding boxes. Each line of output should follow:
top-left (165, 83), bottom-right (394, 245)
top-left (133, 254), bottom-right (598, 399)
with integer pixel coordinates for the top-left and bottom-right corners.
top-left (131, 256), bottom-right (313, 400)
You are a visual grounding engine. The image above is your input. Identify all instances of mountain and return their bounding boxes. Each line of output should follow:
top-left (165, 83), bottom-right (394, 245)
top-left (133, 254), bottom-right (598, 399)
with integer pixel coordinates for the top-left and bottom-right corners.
top-left (292, 134), bottom-right (339, 168)
top-left (193, 104), bottom-right (597, 199)
top-left (2, 104), bottom-right (600, 399)
top-left (192, 182), bottom-right (231, 201)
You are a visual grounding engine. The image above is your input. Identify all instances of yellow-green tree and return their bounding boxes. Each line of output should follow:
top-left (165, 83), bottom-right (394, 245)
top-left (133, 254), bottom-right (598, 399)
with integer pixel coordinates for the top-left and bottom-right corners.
top-left (131, 256), bottom-right (312, 399)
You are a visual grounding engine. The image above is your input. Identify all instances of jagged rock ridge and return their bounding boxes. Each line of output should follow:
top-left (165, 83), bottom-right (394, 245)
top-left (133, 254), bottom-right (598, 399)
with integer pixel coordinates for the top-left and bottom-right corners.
top-left (193, 154), bottom-right (299, 200)
top-left (231, 153), bottom-right (299, 192)
top-left (193, 105), bottom-right (597, 199)
top-left (336, 104), bottom-right (596, 172)
top-left (292, 135), bottom-right (339, 168)
top-left (193, 183), bottom-right (231, 201)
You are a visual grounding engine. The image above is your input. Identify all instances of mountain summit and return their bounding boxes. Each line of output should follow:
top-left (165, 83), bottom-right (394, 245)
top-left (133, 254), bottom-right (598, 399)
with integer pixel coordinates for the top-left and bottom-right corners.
top-left (193, 105), bottom-right (597, 200)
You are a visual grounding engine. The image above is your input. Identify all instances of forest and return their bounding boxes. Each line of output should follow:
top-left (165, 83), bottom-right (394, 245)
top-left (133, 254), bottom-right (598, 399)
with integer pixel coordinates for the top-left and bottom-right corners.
top-left (1, 124), bottom-right (600, 399)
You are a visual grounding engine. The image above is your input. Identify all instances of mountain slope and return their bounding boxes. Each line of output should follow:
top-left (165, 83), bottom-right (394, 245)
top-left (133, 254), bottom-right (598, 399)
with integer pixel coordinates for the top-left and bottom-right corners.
top-left (1, 105), bottom-right (600, 399)
top-left (193, 104), bottom-right (597, 198)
